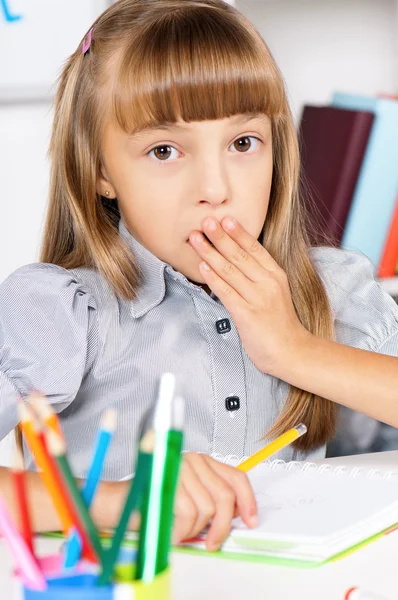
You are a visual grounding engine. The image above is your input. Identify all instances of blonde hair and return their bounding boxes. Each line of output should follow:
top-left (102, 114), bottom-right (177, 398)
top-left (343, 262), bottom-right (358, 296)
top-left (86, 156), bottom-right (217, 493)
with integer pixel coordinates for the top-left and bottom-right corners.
top-left (41, 0), bottom-right (336, 451)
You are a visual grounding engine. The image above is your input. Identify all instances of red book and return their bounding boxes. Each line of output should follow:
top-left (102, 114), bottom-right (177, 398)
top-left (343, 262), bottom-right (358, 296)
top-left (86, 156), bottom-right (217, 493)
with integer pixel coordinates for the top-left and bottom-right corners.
top-left (378, 196), bottom-right (398, 277)
top-left (299, 105), bottom-right (375, 246)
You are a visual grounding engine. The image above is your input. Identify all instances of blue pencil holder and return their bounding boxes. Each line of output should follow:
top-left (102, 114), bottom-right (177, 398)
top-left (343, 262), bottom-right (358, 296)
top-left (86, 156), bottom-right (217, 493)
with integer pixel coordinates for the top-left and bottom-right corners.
top-left (22, 574), bottom-right (112, 600)
top-left (21, 566), bottom-right (171, 600)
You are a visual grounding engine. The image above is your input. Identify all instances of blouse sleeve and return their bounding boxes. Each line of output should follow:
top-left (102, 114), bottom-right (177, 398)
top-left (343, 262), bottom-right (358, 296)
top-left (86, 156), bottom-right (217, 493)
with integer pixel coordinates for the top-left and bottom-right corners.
top-left (310, 247), bottom-right (398, 355)
top-left (0, 263), bottom-right (98, 440)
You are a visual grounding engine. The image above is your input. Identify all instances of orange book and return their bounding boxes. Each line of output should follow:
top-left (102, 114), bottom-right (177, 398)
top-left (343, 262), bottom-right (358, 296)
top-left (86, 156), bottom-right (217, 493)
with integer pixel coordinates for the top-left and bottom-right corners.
top-left (378, 196), bottom-right (398, 277)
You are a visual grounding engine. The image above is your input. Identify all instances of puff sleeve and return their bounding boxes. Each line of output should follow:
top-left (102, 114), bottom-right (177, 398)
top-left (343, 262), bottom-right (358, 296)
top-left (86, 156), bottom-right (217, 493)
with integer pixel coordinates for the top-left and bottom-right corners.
top-left (311, 247), bottom-right (398, 354)
top-left (0, 263), bottom-right (98, 440)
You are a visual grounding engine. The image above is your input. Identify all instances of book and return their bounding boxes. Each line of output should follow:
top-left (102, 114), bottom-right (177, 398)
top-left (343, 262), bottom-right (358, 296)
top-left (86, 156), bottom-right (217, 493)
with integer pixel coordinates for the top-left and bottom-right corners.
top-left (298, 105), bottom-right (375, 246)
top-left (378, 196), bottom-right (398, 278)
top-left (179, 457), bottom-right (398, 568)
top-left (331, 93), bottom-right (398, 270)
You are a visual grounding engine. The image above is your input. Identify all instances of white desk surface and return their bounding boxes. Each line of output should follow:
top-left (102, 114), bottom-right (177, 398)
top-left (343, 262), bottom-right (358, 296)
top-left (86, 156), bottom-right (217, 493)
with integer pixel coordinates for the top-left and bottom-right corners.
top-left (2, 451), bottom-right (398, 600)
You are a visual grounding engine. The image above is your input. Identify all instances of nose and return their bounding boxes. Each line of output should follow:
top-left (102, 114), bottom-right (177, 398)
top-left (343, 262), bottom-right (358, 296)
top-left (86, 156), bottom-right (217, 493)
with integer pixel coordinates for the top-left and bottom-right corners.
top-left (196, 153), bottom-right (230, 207)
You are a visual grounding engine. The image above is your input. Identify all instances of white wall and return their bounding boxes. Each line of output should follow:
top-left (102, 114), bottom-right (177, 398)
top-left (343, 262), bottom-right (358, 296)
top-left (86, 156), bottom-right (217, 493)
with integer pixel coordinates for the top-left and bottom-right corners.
top-left (1, 103), bottom-right (52, 283)
top-left (237, 0), bottom-right (398, 122)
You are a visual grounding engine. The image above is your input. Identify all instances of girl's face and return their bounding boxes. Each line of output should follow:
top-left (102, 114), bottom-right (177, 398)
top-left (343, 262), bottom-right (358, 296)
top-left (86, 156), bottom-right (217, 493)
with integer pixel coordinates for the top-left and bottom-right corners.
top-left (97, 113), bottom-right (273, 283)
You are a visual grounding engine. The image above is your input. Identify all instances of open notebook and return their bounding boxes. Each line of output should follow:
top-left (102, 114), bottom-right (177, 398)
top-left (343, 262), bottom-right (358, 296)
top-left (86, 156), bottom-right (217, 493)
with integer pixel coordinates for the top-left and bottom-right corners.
top-left (179, 457), bottom-right (398, 567)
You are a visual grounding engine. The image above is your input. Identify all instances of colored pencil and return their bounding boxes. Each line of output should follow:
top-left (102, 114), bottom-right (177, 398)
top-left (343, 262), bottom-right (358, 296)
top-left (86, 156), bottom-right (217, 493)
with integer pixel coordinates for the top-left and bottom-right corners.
top-left (135, 374), bottom-right (184, 583)
top-left (237, 423), bottom-right (308, 472)
top-left (45, 428), bottom-right (104, 564)
top-left (12, 446), bottom-right (34, 555)
top-left (64, 407), bottom-right (116, 568)
top-left (29, 393), bottom-right (63, 439)
top-left (82, 408), bottom-right (117, 506)
top-left (18, 402), bottom-right (97, 563)
top-left (136, 391), bottom-right (184, 582)
top-left (18, 403), bottom-right (75, 534)
top-left (98, 427), bottom-right (155, 585)
top-left (0, 494), bottom-right (46, 591)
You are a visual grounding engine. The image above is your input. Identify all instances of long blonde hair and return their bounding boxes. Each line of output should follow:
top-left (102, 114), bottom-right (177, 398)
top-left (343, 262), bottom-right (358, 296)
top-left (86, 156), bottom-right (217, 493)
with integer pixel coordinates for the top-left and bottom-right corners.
top-left (41, 0), bottom-right (336, 451)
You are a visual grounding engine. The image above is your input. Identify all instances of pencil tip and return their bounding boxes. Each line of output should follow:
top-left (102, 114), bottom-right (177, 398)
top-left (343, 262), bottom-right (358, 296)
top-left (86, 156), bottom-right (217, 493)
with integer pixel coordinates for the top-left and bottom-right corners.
top-left (29, 393), bottom-right (51, 418)
top-left (101, 407), bottom-right (117, 432)
top-left (45, 428), bottom-right (65, 456)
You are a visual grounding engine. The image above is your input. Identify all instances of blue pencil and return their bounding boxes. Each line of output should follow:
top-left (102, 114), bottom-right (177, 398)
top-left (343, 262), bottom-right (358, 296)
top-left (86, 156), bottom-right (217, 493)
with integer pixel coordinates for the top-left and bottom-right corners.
top-left (63, 408), bottom-right (117, 568)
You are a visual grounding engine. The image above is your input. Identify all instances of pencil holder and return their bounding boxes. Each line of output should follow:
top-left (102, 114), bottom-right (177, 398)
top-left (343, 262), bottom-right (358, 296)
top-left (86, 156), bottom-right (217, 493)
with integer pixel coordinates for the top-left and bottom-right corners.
top-left (114, 565), bottom-right (171, 600)
top-left (21, 568), bottom-right (171, 600)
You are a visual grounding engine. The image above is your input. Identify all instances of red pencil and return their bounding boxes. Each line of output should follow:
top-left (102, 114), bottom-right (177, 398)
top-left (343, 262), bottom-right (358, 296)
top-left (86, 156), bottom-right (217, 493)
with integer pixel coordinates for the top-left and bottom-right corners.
top-left (12, 446), bottom-right (34, 556)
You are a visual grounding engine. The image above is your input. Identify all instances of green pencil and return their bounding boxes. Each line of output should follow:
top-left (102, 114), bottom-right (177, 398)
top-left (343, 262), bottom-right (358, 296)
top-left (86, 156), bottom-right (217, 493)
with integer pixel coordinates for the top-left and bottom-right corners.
top-left (45, 429), bottom-right (104, 563)
top-left (136, 374), bottom-right (184, 583)
top-left (98, 428), bottom-right (155, 585)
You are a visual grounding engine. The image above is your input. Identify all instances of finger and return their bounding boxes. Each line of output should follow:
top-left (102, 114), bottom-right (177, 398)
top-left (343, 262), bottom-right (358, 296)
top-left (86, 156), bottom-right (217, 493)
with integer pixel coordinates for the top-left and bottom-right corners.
top-left (204, 455), bottom-right (258, 530)
top-left (190, 229), bottom-right (260, 305)
top-left (201, 217), bottom-right (265, 283)
top-left (220, 216), bottom-right (280, 273)
top-left (187, 454), bottom-right (237, 551)
top-left (193, 252), bottom-right (248, 310)
top-left (172, 482), bottom-right (198, 545)
top-left (179, 459), bottom-right (216, 538)
top-left (128, 510), bottom-right (141, 531)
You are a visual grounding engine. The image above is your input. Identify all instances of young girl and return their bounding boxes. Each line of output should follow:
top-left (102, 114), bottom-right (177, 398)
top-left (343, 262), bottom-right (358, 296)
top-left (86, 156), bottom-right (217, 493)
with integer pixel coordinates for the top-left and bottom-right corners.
top-left (1, 0), bottom-right (398, 552)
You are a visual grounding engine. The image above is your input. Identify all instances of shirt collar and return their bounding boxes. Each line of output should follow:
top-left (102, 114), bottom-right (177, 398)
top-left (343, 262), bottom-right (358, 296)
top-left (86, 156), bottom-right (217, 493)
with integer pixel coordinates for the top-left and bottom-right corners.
top-left (119, 220), bottom-right (167, 318)
top-left (119, 220), bottom-right (217, 318)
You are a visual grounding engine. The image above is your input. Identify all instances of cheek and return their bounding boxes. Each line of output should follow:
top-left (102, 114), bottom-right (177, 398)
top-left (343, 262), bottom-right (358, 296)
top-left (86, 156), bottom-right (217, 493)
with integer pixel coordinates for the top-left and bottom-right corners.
top-left (117, 169), bottom-right (172, 220)
top-left (234, 175), bottom-right (271, 238)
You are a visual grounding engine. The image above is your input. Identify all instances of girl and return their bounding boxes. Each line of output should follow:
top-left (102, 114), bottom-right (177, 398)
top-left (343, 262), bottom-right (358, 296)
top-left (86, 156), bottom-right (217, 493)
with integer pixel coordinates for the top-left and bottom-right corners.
top-left (1, 0), bottom-right (398, 552)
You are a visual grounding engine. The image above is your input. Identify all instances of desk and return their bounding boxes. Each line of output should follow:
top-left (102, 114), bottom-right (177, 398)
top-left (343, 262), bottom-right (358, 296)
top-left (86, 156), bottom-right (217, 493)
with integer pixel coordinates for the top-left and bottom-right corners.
top-left (2, 451), bottom-right (398, 600)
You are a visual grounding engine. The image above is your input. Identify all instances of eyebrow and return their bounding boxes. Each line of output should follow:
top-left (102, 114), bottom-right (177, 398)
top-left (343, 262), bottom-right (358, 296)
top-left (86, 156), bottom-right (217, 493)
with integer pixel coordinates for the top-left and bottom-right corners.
top-left (130, 113), bottom-right (270, 139)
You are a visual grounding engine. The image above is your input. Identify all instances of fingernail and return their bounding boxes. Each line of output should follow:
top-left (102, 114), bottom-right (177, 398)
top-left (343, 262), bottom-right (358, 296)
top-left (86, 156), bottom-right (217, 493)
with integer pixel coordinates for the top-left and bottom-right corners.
top-left (193, 232), bottom-right (205, 243)
top-left (206, 540), bottom-right (220, 552)
top-left (248, 515), bottom-right (258, 528)
top-left (224, 217), bottom-right (236, 230)
top-left (206, 218), bottom-right (218, 231)
top-left (200, 262), bottom-right (211, 272)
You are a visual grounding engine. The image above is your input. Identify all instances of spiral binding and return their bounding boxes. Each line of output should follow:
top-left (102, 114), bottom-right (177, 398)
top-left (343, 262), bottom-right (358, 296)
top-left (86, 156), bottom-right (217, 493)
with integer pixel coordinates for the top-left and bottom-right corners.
top-left (211, 453), bottom-right (398, 480)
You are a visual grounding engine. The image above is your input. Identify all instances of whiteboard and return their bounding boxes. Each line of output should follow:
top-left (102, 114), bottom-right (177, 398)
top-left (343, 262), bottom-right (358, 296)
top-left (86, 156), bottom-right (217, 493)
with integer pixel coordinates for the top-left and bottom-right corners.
top-left (0, 0), bottom-right (111, 101)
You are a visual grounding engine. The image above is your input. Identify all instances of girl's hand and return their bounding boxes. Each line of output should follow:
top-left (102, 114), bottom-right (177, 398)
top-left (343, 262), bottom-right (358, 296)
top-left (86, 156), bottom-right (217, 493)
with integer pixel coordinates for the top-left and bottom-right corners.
top-left (173, 452), bottom-right (258, 551)
top-left (188, 216), bottom-right (310, 377)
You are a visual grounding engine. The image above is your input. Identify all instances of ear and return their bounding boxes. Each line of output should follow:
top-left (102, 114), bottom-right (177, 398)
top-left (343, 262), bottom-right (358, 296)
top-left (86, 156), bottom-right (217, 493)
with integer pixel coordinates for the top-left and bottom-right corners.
top-left (96, 163), bottom-right (117, 199)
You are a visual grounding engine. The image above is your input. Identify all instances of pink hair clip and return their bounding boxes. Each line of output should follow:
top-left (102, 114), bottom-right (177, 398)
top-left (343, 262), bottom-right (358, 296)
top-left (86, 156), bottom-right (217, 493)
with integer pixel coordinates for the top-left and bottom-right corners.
top-left (82, 28), bottom-right (94, 55)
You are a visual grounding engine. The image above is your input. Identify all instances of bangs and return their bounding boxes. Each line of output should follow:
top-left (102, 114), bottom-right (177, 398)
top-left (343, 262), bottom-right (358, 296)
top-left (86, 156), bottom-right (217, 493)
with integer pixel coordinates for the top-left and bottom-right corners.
top-left (109, 5), bottom-right (286, 133)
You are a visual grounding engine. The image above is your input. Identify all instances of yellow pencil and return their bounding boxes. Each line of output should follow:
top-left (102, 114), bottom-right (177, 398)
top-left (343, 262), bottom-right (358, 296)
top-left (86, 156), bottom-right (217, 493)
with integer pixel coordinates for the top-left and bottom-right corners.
top-left (237, 423), bottom-right (307, 472)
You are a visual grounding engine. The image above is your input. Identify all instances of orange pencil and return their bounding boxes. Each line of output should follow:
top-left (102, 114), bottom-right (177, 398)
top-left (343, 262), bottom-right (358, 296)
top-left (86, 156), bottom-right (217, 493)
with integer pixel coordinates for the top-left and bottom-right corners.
top-left (18, 402), bottom-right (98, 564)
top-left (12, 446), bottom-right (34, 556)
top-left (29, 393), bottom-right (63, 439)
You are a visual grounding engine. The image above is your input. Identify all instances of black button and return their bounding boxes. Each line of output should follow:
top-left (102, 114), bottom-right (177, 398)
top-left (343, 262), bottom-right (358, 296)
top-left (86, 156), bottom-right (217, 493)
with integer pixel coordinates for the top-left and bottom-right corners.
top-left (225, 396), bottom-right (240, 411)
top-left (216, 318), bottom-right (231, 334)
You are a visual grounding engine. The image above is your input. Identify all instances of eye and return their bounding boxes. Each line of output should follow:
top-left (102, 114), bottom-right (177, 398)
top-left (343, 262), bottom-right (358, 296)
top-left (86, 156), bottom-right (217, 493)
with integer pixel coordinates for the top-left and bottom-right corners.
top-left (229, 136), bottom-right (261, 153)
top-left (147, 145), bottom-right (180, 162)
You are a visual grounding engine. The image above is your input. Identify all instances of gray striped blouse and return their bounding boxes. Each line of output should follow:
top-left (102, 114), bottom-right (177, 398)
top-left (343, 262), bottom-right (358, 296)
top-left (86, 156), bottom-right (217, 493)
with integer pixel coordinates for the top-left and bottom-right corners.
top-left (1, 221), bottom-right (398, 480)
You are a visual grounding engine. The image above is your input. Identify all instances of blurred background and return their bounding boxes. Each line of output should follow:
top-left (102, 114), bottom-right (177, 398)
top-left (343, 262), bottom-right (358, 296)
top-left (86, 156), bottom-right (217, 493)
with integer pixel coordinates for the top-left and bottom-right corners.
top-left (1, 0), bottom-right (398, 464)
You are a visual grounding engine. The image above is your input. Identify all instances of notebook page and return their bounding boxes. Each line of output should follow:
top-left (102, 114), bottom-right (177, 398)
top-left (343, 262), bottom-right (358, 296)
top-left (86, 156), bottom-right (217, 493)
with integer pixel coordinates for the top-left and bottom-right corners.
top-left (231, 463), bottom-right (398, 545)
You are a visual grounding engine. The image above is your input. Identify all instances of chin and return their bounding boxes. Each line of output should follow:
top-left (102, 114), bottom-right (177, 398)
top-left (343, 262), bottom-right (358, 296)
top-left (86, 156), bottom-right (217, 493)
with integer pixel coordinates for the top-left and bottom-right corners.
top-left (183, 268), bottom-right (207, 286)
top-left (173, 258), bottom-right (206, 285)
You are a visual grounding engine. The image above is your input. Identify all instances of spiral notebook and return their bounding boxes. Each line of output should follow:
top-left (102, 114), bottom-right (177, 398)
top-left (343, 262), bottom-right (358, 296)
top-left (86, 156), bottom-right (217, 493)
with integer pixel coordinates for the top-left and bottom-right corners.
top-left (179, 457), bottom-right (398, 568)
